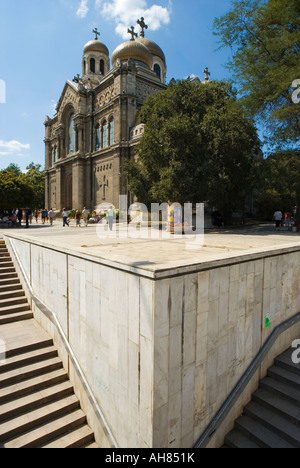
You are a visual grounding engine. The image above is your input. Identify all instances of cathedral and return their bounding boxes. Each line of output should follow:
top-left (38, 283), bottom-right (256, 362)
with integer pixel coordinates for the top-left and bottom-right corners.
top-left (44, 19), bottom-right (167, 211)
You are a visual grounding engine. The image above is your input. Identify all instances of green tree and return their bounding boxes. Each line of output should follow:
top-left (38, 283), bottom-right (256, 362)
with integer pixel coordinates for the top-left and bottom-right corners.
top-left (24, 163), bottom-right (45, 209)
top-left (0, 162), bottom-right (44, 210)
top-left (5, 163), bottom-right (22, 176)
top-left (124, 80), bottom-right (260, 222)
top-left (214, 0), bottom-right (300, 146)
top-left (256, 149), bottom-right (300, 218)
top-left (0, 170), bottom-right (34, 209)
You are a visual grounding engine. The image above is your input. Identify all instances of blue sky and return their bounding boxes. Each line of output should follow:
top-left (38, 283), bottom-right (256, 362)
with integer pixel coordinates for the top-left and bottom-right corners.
top-left (0, 0), bottom-right (235, 171)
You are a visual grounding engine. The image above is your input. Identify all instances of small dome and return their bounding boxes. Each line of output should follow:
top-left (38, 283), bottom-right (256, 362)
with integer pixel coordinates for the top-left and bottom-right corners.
top-left (136, 37), bottom-right (166, 65)
top-left (111, 40), bottom-right (153, 69)
top-left (84, 39), bottom-right (109, 56)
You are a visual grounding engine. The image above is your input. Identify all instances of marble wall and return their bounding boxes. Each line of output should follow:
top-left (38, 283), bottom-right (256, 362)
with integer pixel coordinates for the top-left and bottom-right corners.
top-left (6, 235), bottom-right (300, 448)
top-left (152, 253), bottom-right (300, 448)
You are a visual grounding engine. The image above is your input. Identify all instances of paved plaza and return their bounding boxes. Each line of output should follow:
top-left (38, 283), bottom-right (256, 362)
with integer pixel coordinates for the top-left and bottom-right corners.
top-left (2, 222), bottom-right (299, 274)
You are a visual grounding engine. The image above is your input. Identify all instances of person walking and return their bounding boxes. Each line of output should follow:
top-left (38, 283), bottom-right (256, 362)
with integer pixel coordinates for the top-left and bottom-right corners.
top-left (17, 209), bottom-right (23, 226)
top-left (25, 208), bottom-right (31, 229)
top-left (75, 210), bottom-right (81, 228)
top-left (62, 208), bottom-right (69, 227)
top-left (49, 208), bottom-right (55, 226)
top-left (273, 209), bottom-right (283, 231)
top-left (284, 211), bottom-right (292, 230)
top-left (34, 209), bottom-right (39, 223)
top-left (41, 209), bottom-right (47, 224)
top-left (107, 206), bottom-right (115, 231)
top-left (82, 207), bottom-right (89, 227)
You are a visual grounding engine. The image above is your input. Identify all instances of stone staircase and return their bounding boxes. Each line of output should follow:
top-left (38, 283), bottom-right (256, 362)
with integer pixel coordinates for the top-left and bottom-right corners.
top-left (224, 347), bottom-right (300, 448)
top-left (0, 238), bottom-right (99, 448)
top-left (0, 240), bottom-right (33, 325)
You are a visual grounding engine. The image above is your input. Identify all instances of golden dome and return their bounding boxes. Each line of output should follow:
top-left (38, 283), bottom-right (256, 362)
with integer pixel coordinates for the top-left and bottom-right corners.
top-left (111, 40), bottom-right (153, 69)
top-left (83, 39), bottom-right (109, 56)
top-left (136, 37), bottom-right (166, 65)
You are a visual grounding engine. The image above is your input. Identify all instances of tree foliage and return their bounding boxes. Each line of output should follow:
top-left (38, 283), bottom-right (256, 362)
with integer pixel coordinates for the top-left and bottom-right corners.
top-left (0, 163), bottom-right (45, 210)
top-left (124, 80), bottom-right (260, 219)
top-left (214, 0), bottom-right (300, 147)
top-left (256, 149), bottom-right (300, 218)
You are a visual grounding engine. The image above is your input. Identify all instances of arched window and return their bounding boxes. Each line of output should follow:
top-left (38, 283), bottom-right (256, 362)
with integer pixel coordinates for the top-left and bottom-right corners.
top-left (90, 58), bottom-right (95, 74)
top-left (100, 59), bottom-right (105, 75)
top-left (102, 121), bottom-right (108, 149)
top-left (95, 125), bottom-right (101, 151)
top-left (154, 64), bottom-right (161, 80)
top-left (109, 119), bottom-right (114, 146)
top-left (68, 113), bottom-right (76, 154)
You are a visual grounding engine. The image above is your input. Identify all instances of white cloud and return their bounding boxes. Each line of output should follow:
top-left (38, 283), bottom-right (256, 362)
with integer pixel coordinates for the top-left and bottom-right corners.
top-left (0, 140), bottom-right (30, 157)
top-left (98, 0), bottom-right (171, 39)
top-left (76, 0), bottom-right (89, 18)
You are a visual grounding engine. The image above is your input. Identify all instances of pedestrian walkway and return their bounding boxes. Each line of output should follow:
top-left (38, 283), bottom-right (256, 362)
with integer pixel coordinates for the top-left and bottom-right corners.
top-left (1, 223), bottom-right (299, 275)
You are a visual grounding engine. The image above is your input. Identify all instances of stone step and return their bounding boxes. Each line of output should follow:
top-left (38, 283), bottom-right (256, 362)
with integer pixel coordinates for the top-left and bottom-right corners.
top-left (252, 387), bottom-right (300, 427)
top-left (41, 424), bottom-right (95, 449)
top-left (260, 376), bottom-right (300, 405)
top-left (235, 415), bottom-right (295, 448)
top-left (3, 337), bottom-right (54, 360)
top-left (2, 409), bottom-right (87, 448)
top-left (0, 283), bottom-right (23, 294)
top-left (0, 381), bottom-right (74, 423)
top-left (0, 289), bottom-right (26, 301)
top-left (0, 345), bottom-right (58, 373)
top-left (0, 267), bottom-right (16, 274)
top-left (0, 301), bottom-right (30, 316)
top-left (0, 272), bottom-right (18, 280)
top-left (0, 394), bottom-right (80, 443)
top-left (0, 310), bottom-right (33, 325)
top-left (0, 368), bottom-right (69, 405)
top-left (0, 277), bottom-right (20, 287)
top-left (0, 357), bottom-right (63, 388)
top-left (268, 364), bottom-right (300, 389)
top-left (0, 255), bottom-right (11, 261)
top-left (275, 351), bottom-right (300, 376)
top-left (244, 401), bottom-right (300, 447)
top-left (224, 429), bottom-right (261, 449)
top-left (84, 441), bottom-right (99, 448)
top-left (0, 261), bottom-right (14, 268)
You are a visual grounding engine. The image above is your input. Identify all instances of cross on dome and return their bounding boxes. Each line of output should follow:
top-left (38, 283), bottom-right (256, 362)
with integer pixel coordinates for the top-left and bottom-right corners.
top-left (127, 26), bottom-right (138, 41)
top-left (93, 28), bottom-right (100, 40)
top-left (137, 17), bottom-right (148, 38)
top-left (203, 67), bottom-right (211, 81)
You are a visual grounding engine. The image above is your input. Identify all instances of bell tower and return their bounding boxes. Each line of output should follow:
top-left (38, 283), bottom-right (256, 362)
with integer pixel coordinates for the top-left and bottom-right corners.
top-left (82, 28), bottom-right (110, 87)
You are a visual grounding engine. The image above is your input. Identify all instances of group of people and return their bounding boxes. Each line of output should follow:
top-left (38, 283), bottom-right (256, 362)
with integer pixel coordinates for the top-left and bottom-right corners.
top-left (62, 206), bottom-right (115, 230)
top-left (0, 208), bottom-right (33, 228)
top-left (61, 207), bottom-right (90, 228)
top-left (33, 208), bottom-right (55, 225)
top-left (273, 207), bottom-right (297, 231)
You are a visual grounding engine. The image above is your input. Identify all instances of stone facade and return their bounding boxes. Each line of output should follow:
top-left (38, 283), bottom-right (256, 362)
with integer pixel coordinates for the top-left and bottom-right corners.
top-left (44, 27), bottom-right (167, 211)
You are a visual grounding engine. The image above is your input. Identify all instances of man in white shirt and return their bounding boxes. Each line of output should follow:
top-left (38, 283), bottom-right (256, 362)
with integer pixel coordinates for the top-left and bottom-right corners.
top-left (273, 210), bottom-right (283, 231)
top-left (62, 209), bottom-right (69, 227)
top-left (82, 207), bottom-right (89, 227)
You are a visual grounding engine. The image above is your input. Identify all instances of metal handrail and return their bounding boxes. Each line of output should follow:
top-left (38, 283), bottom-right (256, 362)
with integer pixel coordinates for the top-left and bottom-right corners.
top-left (195, 310), bottom-right (300, 448)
